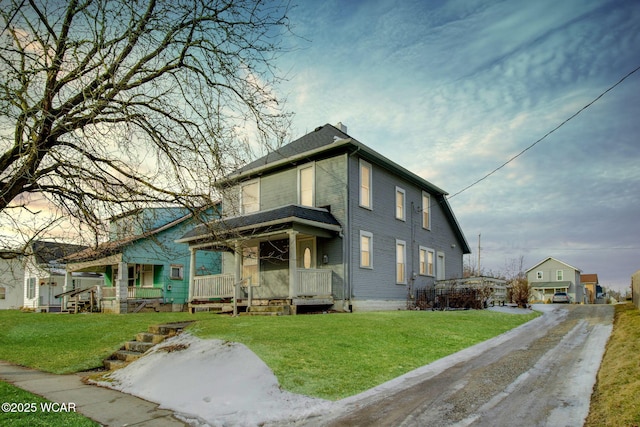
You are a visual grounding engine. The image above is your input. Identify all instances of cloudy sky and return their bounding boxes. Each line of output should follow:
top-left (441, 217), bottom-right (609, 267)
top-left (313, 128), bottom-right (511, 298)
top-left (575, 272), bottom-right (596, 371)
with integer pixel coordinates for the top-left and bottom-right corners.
top-left (272, 0), bottom-right (640, 292)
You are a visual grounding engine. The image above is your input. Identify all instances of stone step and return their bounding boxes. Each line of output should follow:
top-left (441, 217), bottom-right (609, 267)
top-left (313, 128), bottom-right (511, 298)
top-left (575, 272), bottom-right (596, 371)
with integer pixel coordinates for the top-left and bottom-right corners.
top-left (125, 340), bottom-right (155, 353)
top-left (147, 321), bottom-right (194, 336)
top-left (113, 349), bottom-right (145, 362)
top-left (136, 332), bottom-right (167, 344)
top-left (103, 359), bottom-right (127, 370)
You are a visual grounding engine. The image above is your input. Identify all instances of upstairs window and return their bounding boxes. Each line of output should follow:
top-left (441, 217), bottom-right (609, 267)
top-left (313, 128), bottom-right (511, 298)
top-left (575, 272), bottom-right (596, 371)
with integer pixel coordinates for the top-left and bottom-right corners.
top-left (298, 164), bottom-right (314, 207)
top-left (241, 180), bottom-right (260, 214)
top-left (537, 271), bottom-right (543, 280)
top-left (359, 160), bottom-right (372, 209)
top-left (395, 187), bottom-right (406, 221)
top-left (556, 270), bottom-right (563, 281)
top-left (422, 192), bottom-right (431, 229)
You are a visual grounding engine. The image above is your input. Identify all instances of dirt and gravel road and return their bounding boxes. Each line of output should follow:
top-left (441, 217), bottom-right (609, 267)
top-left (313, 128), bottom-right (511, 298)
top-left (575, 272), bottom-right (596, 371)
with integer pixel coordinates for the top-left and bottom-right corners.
top-left (297, 305), bottom-right (613, 427)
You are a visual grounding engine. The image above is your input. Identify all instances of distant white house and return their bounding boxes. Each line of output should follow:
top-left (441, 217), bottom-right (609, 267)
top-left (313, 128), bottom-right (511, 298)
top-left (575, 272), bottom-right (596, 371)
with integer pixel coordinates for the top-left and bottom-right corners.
top-left (23, 241), bottom-right (102, 312)
top-left (526, 257), bottom-right (585, 304)
top-left (0, 254), bottom-right (24, 310)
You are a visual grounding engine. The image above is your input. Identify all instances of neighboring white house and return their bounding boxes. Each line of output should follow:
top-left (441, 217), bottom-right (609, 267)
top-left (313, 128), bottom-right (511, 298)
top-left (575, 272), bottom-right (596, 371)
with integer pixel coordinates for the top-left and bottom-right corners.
top-left (0, 255), bottom-right (25, 310)
top-left (23, 241), bottom-right (102, 312)
top-left (526, 257), bottom-right (585, 304)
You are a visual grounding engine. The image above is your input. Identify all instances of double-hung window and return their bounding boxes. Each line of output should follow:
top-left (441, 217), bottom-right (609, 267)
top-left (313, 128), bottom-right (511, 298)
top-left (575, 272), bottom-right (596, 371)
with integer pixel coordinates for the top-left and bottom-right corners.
top-left (422, 192), bottom-right (431, 229)
top-left (419, 246), bottom-right (435, 276)
top-left (556, 270), bottom-right (563, 281)
top-left (395, 187), bottom-right (405, 221)
top-left (396, 240), bottom-right (406, 284)
top-left (298, 164), bottom-right (314, 207)
top-left (359, 160), bottom-right (372, 209)
top-left (360, 231), bottom-right (373, 268)
top-left (241, 180), bottom-right (260, 214)
top-left (27, 277), bottom-right (36, 299)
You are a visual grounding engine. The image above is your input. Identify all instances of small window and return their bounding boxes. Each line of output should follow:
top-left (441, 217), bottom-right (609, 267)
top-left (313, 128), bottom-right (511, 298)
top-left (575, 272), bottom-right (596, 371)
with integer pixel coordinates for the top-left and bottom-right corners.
top-left (0, 286), bottom-right (5, 300)
top-left (537, 271), bottom-right (543, 280)
top-left (395, 187), bottom-right (405, 221)
top-left (359, 160), bottom-right (372, 209)
top-left (396, 240), bottom-right (406, 284)
top-left (419, 247), bottom-right (435, 276)
top-left (241, 180), bottom-right (260, 214)
top-left (170, 264), bottom-right (184, 280)
top-left (556, 270), bottom-right (563, 281)
top-left (360, 231), bottom-right (373, 268)
top-left (422, 192), bottom-right (431, 229)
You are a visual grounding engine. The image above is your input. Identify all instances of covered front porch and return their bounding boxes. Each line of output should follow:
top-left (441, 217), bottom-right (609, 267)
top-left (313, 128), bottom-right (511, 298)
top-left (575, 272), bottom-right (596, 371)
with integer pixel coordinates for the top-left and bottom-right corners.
top-left (65, 253), bottom-right (166, 313)
top-left (180, 205), bottom-right (342, 314)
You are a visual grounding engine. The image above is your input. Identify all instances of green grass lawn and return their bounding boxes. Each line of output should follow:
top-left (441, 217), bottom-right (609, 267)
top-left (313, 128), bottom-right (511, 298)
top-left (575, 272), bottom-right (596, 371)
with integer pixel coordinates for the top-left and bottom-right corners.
top-left (0, 381), bottom-right (99, 426)
top-left (0, 309), bottom-right (538, 400)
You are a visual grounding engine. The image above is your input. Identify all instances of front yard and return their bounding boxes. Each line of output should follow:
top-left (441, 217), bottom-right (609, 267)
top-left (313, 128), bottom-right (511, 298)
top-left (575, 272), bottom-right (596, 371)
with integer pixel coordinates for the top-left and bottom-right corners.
top-left (0, 309), bottom-right (537, 399)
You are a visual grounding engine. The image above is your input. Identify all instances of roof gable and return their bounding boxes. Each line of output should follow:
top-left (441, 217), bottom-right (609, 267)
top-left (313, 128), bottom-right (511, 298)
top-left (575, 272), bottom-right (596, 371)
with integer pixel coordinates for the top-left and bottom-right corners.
top-left (526, 257), bottom-right (582, 274)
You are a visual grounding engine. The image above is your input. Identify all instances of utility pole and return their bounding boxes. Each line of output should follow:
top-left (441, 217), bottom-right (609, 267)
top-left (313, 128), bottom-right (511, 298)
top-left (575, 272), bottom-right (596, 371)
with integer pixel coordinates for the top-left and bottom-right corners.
top-left (477, 233), bottom-right (481, 276)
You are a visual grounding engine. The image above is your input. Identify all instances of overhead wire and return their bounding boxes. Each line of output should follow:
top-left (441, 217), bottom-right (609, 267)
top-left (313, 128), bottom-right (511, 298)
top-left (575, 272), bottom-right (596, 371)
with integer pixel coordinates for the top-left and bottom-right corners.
top-left (447, 64), bottom-right (640, 200)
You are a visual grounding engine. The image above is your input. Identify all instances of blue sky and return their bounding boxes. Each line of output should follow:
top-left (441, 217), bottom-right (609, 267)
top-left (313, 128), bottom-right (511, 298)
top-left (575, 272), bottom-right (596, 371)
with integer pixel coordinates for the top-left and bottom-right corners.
top-left (273, 0), bottom-right (640, 292)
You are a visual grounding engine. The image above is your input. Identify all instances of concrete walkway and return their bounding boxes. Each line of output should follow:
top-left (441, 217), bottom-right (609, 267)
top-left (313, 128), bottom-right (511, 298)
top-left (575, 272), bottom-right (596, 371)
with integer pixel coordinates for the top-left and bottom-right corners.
top-left (0, 361), bottom-right (186, 426)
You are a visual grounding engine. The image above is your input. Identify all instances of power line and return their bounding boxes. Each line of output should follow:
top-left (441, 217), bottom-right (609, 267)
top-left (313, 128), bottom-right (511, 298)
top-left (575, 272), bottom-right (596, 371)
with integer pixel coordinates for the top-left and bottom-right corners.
top-left (448, 64), bottom-right (640, 200)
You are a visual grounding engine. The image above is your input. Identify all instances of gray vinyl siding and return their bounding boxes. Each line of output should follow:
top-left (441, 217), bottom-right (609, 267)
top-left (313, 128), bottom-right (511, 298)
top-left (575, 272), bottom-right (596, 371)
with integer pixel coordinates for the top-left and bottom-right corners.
top-left (348, 155), bottom-right (464, 301)
top-left (224, 156), bottom-right (348, 300)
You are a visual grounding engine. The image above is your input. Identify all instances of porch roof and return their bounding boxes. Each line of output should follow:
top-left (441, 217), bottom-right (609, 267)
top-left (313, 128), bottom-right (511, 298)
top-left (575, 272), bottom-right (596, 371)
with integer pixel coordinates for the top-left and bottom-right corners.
top-left (178, 205), bottom-right (342, 245)
top-left (531, 281), bottom-right (572, 289)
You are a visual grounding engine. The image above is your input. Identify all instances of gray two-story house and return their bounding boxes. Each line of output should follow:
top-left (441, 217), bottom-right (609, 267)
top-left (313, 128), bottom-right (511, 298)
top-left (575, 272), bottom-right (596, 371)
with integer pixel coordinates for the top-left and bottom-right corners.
top-left (178, 123), bottom-right (471, 313)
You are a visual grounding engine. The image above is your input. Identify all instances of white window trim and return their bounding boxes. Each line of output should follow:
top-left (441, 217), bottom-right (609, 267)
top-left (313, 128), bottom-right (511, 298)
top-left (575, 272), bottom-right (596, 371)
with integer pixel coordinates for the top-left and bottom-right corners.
top-left (537, 271), bottom-right (543, 280)
top-left (359, 159), bottom-right (372, 210)
top-left (240, 179), bottom-right (260, 214)
top-left (396, 239), bottom-right (407, 284)
top-left (297, 163), bottom-right (315, 207)
top-left (395, 186), bottom-right (406, 221)
top-left (359, 230), bottom-right (373, 269)
top-left (422, 191), bottom-right (431, 230)
top-left (556, 270), bottom-right (563, 281)
top-left (170, 264), bottom-right (184, 280)
top-left (419, 246), bottom-right (435, 276)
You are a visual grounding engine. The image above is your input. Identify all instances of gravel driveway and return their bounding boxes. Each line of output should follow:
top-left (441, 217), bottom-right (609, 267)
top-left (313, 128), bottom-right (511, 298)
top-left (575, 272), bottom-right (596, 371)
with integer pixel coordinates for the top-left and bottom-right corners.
top-left (290, 304), bottom-right (613, 427)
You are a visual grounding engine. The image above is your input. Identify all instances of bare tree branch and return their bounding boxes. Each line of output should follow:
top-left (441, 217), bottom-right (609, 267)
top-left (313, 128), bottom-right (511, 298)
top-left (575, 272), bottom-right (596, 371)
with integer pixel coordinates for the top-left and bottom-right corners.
top-left (0, 0), bottom-right (293, 250)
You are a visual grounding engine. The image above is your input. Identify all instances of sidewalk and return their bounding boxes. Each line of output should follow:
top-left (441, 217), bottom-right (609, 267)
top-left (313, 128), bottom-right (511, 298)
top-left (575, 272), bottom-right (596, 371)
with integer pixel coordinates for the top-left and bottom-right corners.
top-left (0, 361), bottom-right (187, 426)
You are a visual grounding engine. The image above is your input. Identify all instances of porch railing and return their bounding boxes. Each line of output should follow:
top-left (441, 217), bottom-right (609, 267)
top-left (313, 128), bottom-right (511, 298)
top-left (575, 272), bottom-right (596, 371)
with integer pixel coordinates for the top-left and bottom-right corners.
top-left (100, 286), bottom-right (162, 299)
top-left (295, 269), bottom-right (332, 297)
top-left (129, 287), bottom-right (163, 299)
top-left (193, 274), bottom-right (235, 299)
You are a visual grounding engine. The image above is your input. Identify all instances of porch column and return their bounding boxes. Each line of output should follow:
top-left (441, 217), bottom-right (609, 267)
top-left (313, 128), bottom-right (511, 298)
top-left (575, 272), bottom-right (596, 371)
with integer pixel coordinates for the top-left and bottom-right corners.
top-left (188, 248), bottom-right (196, 303)
top-left (289, 230), bottom-right (298, 299)
top-left (115, 261), bottom-right (128, 314)
top-left (234, 241), bottom-right (242, 316)
top-left (62, 270), bottom-right (72, 311)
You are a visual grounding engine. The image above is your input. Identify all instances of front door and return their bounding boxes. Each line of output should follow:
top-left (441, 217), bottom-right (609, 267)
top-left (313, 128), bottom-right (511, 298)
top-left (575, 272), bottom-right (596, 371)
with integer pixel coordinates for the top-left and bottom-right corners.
top-left (297, 237), bottom-right (316, 270)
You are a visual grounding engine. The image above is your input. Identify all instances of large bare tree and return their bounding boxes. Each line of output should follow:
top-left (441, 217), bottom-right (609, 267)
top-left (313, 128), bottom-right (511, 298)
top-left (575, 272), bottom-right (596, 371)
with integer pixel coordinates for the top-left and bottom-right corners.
top-left (0, 0), bottom-right (292, 251)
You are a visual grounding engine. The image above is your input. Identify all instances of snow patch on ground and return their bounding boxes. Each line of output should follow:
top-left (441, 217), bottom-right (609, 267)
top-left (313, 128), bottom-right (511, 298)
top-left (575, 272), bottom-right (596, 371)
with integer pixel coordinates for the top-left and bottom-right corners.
top-left (104, 334), bottom-right (332, 426)
top-left (103, 305), bottom-right (558, 426)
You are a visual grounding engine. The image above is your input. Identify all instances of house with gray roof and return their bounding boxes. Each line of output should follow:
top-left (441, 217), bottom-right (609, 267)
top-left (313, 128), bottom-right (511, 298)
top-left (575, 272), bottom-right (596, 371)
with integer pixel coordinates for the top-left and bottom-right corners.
top-left (526, 257), bottom-right (586, 304)
top-left (178, 123), bottom-right (471, 313)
